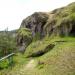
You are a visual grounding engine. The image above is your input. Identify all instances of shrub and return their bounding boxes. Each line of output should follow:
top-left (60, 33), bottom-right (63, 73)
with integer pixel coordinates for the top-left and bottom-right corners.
top-left (17, 28), bottom-right (32, 46)
top-left (0, 31), bottom-right (17, 58)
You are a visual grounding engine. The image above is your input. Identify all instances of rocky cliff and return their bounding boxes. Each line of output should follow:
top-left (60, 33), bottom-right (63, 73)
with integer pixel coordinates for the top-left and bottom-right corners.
top-left (20, 2), bottom-right (75, 37)
top-left (17, 2), bottom-right (75, 51)
top-left (20, 12), bottom-right (49, 37)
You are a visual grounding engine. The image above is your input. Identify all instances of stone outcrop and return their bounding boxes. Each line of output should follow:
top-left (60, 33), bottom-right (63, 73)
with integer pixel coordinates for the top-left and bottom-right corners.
top-left (20, 3), bottom-right (75, 37)
top-left (17, 2), bottom-right (75, 52)
top-left (17, 28), bottom-right (32, 52)
top-left (20, 12), bottom-right (49, 37)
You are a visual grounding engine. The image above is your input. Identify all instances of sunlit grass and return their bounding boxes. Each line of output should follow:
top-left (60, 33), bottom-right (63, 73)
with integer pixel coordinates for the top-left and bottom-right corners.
top-left (0, 36), bottom-right (75, 75)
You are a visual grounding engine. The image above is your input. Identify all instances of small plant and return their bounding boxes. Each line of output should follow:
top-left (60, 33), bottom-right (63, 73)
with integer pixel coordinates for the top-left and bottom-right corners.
top-left (37, 60), bottom-right (44, 69)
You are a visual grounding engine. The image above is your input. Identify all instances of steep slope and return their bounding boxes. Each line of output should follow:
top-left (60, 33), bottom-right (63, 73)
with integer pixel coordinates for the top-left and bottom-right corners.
top-left (25, 38), bottom-right (75, 75)
top-left (20, 12), bottom-right (49, 37)
top-left (18, 2), bottom-right (75, 75)
top-left (20, 2), bottom-right (75, 37)
top-left (24, 37), bottom-right (75, 75)
top-left (1, 37), bottom-right (75, 75)
top-left (17, 2), bottom-right (75, 52)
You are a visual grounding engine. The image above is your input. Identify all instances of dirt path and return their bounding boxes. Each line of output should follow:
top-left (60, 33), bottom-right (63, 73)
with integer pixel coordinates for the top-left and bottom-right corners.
top-left (17, 59), bottom-right (37, 75)
top-left (25, 59), bottom-right (36, 69)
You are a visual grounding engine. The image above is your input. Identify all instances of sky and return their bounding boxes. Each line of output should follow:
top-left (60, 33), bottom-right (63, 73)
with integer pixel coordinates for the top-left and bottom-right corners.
top-left (0, 0), bottom-right (75, 31)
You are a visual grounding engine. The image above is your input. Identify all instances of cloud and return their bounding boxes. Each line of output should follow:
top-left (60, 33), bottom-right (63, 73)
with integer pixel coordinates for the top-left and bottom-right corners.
top-left (0, 0), bottom-right (75, 30)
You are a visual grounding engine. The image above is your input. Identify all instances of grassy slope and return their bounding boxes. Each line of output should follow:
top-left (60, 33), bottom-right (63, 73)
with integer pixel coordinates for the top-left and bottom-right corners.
top-left (23, 37), bottom-right (75, 75)
top-left (0, 53), bottom-right (30, 75)
top-left (37, 39), bottom-right (75, 75)
top-left (0, 36), bottom-right (75, 75)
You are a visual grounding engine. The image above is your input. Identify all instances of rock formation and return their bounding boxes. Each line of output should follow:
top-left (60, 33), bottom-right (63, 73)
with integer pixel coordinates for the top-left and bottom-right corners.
top-left (17, 2), bottom-right (75, 52)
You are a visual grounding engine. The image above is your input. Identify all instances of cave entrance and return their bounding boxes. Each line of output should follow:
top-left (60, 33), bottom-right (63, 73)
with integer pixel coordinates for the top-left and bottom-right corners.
top-left (70, 24), bottom-right (75, 36)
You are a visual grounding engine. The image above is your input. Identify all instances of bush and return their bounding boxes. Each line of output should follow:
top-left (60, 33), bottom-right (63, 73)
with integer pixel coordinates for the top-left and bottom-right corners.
top-left (17, 28), bottom-right (32, 46)
top-left (0, 31), bottom-right (17, 58)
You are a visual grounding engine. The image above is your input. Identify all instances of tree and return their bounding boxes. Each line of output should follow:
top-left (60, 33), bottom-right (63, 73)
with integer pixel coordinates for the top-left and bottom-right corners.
top-left (0, 30), bottom-right (17, 58)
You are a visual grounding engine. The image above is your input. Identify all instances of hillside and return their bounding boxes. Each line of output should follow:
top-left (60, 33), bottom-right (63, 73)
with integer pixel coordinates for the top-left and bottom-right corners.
top-left (17, 2), bottom-right (75, 52)
top-left (0, 2), bottom-right (75, 75)
top-left (20, 2), bottom-right (75, 37)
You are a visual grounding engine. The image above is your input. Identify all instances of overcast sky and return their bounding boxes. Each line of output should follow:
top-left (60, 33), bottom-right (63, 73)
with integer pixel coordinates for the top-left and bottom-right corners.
top-left (0, 0), bottom-right (75, 31)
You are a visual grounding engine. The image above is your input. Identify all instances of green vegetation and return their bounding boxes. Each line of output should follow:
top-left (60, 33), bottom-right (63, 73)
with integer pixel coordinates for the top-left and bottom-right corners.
top-left (0, 30), bottom-right (17, 69)
top-left (17, 28), bottom-right (32, 46)
top-left (0, 34), bottom-right (16, 56)
top-left (23, 37), bottom-right (75, 75)
top-left (25, 36), bottom-right (55, 57)
top-left (0, 36), bottom-right (75, 75)
top-left (0, 53), bottom-right (30, 75)
top-left (18, 28), bottom-right (32, 38)
top-left (0, 2), bottom-right (75, 75)
top-left (36, 37), bottom-right (75, 75)
top-left (44, 2), bottom-right (75, 36)
top-left (32, 32), bottom-right (41, 42)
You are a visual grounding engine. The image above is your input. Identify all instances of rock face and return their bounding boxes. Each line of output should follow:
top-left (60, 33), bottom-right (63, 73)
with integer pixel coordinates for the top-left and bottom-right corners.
top-left (18, 2), bottom-right (75, 52)
top-left (20, 3), bottom-right (75, 37)
top-left (20, 12), bottom-right (49, 37)
top-left (17, 28), bottom-right (32, 52)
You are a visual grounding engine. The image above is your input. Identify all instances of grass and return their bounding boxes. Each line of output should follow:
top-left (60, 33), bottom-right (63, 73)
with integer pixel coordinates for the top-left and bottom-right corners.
top-left (0, 53), bottom-right (30, 75)
top-left (24, 36), bottom-right (55, 57)
top-left (1, 2), bottom-right (75, 75)
top-left (27, 36), bottom-right (75, 75)
top-left (0, 36), bottom-right (75, 75)
top-left (23, 36), bottom-right (75, 75)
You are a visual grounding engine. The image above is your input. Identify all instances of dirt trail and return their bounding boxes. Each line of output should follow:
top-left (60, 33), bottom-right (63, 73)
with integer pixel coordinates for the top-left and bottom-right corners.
top-left (8, 59), bottom-right (37, 75)
top-left (17, 59), bottom-right (37, 75)
top-left (26, 59), bottom-right (36, 69)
